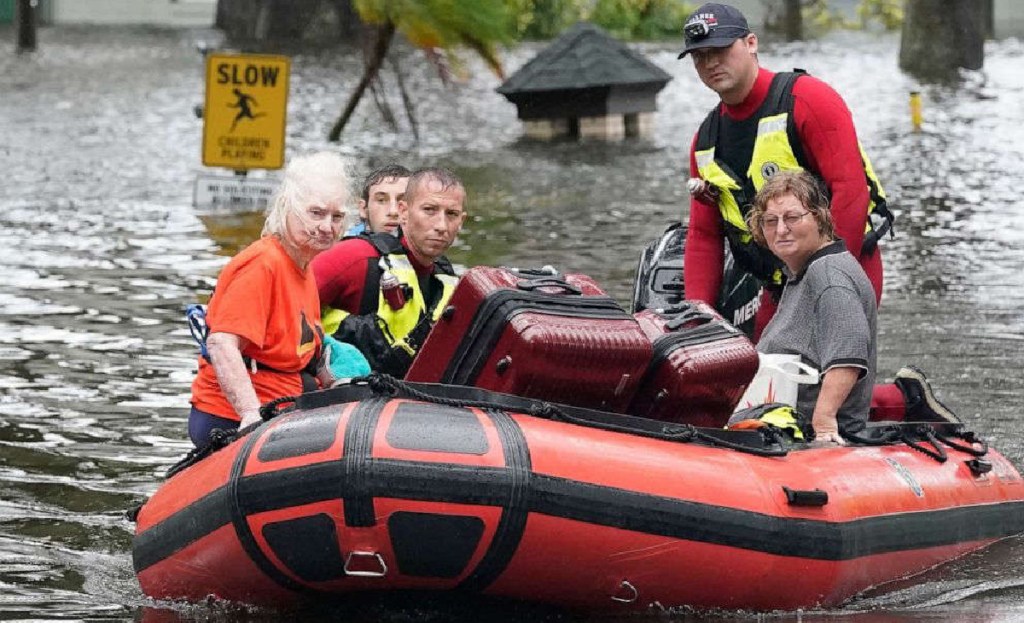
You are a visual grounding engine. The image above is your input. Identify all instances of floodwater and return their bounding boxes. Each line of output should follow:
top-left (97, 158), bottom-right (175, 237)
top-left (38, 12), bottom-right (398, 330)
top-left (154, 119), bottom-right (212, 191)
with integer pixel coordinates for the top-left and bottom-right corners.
top-left (1, 23), bottom-right (1024, 623)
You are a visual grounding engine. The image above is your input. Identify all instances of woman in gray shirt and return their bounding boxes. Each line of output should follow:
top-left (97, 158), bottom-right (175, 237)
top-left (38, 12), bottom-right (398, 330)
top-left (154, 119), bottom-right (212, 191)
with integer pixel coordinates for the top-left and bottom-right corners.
top-left (746, 171), bottom-right (877, 445)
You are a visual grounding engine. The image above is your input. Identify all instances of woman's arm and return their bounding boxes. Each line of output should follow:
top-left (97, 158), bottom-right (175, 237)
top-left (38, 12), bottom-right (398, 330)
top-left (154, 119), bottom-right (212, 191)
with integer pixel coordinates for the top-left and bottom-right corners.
top-left (812, 366), bottom-right (860, 444)
top-left (207, 331), bottom-right (262, 427)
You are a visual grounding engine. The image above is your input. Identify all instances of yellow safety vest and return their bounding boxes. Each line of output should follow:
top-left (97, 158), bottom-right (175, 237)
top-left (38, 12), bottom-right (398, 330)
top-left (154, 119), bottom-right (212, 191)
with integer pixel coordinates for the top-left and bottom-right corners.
top-left (694, 71), bottom-right (892, 284)
top-left (322, 245), bottom-right (458, 355)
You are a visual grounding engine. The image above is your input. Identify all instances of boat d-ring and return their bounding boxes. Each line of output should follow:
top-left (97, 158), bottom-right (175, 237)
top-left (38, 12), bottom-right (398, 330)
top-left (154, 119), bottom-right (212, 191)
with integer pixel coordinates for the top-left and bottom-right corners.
top-left (610, 579), bottom-right (638, 604)
top-left (343, 551), bottom-right (388, 577)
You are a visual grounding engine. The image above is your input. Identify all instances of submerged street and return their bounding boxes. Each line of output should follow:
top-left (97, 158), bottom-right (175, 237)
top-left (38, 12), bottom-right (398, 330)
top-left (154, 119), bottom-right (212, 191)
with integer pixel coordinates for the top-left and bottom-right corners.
top-left (1, 23), bottom-right (1024, 622)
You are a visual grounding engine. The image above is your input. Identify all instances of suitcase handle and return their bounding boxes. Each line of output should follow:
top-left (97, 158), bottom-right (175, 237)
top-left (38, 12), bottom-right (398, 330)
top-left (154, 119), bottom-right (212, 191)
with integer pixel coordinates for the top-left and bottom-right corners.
top-left (516, 277), bottom-right (582, 295)
top-left (509, 265), bottom-right (559, 277)
top-left (664, 307), bottom-right (716, 330)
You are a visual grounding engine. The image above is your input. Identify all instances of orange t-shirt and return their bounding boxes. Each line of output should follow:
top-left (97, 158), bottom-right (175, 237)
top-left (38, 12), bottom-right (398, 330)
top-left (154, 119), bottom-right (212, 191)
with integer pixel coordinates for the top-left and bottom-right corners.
top-left (190, 236), bottom-right (323, 420)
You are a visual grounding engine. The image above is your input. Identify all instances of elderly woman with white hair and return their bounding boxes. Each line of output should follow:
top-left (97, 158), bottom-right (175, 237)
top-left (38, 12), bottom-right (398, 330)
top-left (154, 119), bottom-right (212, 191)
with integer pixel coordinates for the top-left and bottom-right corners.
top-left (188, 151), bottom-right (353, 446)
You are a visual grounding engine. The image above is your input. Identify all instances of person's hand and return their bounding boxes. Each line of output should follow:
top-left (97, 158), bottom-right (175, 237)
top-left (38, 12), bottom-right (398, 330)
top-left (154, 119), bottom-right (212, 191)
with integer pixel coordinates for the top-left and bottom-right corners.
top-left (239, 409), bottom-right (261, 429)
top-left (315, 341), bottom-right (337, 388)
top-left (810, 411), bottom-right (846, 447)
top-left (810, 429), bottom-right (846, 448)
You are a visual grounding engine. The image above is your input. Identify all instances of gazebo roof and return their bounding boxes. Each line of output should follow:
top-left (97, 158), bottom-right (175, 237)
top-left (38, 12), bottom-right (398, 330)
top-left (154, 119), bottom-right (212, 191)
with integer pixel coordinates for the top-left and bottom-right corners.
top-left (497, 22), bottom-right (672, 95)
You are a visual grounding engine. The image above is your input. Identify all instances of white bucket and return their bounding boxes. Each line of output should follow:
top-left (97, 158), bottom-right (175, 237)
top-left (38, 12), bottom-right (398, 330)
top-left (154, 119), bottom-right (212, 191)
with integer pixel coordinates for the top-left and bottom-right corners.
top-left (733, 353), bottom-right (820, 411)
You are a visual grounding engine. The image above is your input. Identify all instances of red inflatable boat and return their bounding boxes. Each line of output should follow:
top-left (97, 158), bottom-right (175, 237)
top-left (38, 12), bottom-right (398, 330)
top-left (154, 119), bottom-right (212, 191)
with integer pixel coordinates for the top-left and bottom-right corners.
top-left (133, 379), bottom-right (1024, 612)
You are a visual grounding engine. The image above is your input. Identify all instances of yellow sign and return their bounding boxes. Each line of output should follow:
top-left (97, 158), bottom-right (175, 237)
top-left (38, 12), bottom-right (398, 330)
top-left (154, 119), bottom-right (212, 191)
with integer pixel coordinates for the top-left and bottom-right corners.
top-left (203, 53), bottom-right (290, 170)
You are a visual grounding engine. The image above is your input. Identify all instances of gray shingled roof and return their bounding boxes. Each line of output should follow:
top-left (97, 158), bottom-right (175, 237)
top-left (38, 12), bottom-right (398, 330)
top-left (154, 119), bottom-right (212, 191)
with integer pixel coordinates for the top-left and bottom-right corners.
top-left (497, 22), bottom-right (672, 95)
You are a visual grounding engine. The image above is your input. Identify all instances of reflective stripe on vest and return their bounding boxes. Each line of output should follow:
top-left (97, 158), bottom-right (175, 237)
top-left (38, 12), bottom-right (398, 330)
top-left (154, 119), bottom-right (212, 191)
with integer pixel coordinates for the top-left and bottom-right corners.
top-left (695, 142), bottom-right (785, 285)
top-left (695, 148), bottom-right (747, 237)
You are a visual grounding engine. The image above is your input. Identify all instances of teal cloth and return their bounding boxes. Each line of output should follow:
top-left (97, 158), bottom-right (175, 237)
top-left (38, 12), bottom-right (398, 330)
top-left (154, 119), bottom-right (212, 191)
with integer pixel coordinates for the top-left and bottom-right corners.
top-left (323, 335), bottom-right (371, 379)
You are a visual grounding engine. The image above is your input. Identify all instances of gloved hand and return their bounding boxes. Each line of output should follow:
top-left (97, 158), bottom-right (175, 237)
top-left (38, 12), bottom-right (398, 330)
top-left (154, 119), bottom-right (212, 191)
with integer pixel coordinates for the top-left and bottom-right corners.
top-left (323, 335), bottom-right (371, 381)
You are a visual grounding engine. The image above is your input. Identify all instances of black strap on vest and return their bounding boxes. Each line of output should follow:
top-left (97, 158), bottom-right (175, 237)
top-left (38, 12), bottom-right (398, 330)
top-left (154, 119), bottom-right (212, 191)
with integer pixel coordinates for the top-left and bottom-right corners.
top-left (767, 69), bottom-right (810, 170)
top-left (351, 233), bottom-right (404, 315)
top-left (696, 109), bottom-right (751, 202)
top-left (357, 231), bottom-right (405, 256)
top-left (350, 232), bottom-right (457, 316)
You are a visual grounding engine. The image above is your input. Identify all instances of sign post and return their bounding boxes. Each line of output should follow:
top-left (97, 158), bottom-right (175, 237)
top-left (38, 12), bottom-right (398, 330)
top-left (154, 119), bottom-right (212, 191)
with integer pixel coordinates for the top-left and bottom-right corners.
top-left (202, 52), bottom-right (290, 171)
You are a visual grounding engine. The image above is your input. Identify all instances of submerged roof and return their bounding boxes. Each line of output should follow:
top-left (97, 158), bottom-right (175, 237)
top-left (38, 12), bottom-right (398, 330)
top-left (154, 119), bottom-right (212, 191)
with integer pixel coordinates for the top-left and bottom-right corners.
top-left (497, 22), bottom-right (672, 95)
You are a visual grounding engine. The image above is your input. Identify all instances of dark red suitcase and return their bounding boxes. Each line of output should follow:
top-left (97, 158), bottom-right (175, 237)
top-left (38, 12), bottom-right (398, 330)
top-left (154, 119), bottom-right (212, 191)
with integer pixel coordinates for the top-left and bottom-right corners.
top-left (629, 302), bottom-right (759, 427)
top-left (405, 267), bottom-right (652, 412)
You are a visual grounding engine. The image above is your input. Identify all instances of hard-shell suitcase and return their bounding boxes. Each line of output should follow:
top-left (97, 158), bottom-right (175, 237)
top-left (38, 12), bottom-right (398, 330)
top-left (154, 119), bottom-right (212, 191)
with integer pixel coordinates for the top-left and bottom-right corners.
top-left (629, 302), bottom-right (759, 426)
top-left (405, 267), bottom-right (652, 412)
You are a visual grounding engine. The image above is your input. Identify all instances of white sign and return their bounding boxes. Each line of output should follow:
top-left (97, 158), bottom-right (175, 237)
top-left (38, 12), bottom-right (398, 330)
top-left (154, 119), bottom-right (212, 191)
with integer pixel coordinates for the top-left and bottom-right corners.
top-left (193, 173), bottom-right (278, 211)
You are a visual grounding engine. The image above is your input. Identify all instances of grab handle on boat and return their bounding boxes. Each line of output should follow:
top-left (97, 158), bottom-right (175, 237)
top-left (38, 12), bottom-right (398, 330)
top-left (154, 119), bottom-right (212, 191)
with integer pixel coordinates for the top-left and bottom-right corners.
top-left (783, 486), bottom-right (829, 507)
top-left (610, 580), bottom-right (639, 604)
top-left (344, 551), bottom-right (388, 577)
top-left (966, 458), bottom-right (992, 476)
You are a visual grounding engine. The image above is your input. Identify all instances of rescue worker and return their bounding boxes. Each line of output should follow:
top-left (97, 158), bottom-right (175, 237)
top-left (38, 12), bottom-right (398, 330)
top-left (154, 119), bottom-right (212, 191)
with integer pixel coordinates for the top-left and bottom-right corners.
top-left (679, 3), bottom-right (892, 339)
top-left (312, 167), bottom-right (466, 377)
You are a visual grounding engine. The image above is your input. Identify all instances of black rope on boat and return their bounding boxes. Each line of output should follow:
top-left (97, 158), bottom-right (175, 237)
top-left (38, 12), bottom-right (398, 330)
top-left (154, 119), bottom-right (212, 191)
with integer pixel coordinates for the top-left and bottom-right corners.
top-left (165, 424), bottom-right (257, 479)
top-left (260, 395), bottom-right (299, 421)
top-left (125, 503), bottom-right (143, 523)
top-left (166, 427), bottom-right (238, 478)
top-left (160, 371), bottom-right (794, 482)
top-left (528, 402), bottom-right (566, 421)
top-left (694, 426), bottom-right (791, 457)
top-left (659, 424), bottom-right (698, 440)
top-left (900, 425), bottom-right (948, 463)
top-left (935, 429), bottom-right (989, 457)
top-left (365, 372), bottom-right (400, 397)
top-left (362, 373), bottom-right (790, 457)
top-left (843, 424), bottom-right (903, 447)
top-left (841, 422), bottom-right (989, 464)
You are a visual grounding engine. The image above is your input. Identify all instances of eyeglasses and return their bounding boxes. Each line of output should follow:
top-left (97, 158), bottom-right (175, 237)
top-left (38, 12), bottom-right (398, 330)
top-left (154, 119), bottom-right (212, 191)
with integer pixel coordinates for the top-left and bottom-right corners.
top-left (761, 211), bottom-right (811, 231)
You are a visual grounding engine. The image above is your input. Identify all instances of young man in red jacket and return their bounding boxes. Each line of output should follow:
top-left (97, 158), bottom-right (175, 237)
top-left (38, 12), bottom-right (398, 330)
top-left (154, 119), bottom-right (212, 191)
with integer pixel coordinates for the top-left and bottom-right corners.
top-left (680, 2), bottom-right (891, 338)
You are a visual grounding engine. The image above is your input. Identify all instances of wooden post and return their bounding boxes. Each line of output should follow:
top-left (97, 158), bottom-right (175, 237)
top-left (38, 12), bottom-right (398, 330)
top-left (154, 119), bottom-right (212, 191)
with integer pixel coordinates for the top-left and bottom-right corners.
top-left (16, 0), bottom-right (37, 53)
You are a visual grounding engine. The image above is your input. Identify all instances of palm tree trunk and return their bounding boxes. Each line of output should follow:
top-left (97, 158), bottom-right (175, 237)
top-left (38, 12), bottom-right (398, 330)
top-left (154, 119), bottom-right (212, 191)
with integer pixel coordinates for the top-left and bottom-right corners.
top-left (369, 76), bottom-right (398, 130)
top-left (328, 22), bottom-right (396, 142)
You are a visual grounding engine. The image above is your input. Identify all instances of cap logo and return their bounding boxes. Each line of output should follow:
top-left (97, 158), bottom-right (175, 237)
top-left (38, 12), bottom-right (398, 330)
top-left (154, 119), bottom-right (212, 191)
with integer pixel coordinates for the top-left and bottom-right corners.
top-left (761, 162), bottom-right (781, 179)
top-left (697, 13), bottom-right (719, 26)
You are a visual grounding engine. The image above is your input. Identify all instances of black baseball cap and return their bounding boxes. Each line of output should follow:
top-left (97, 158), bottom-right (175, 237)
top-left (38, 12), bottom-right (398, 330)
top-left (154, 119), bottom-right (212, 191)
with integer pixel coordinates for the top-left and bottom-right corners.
top-left (677, 3), bottom-right (751, 59)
